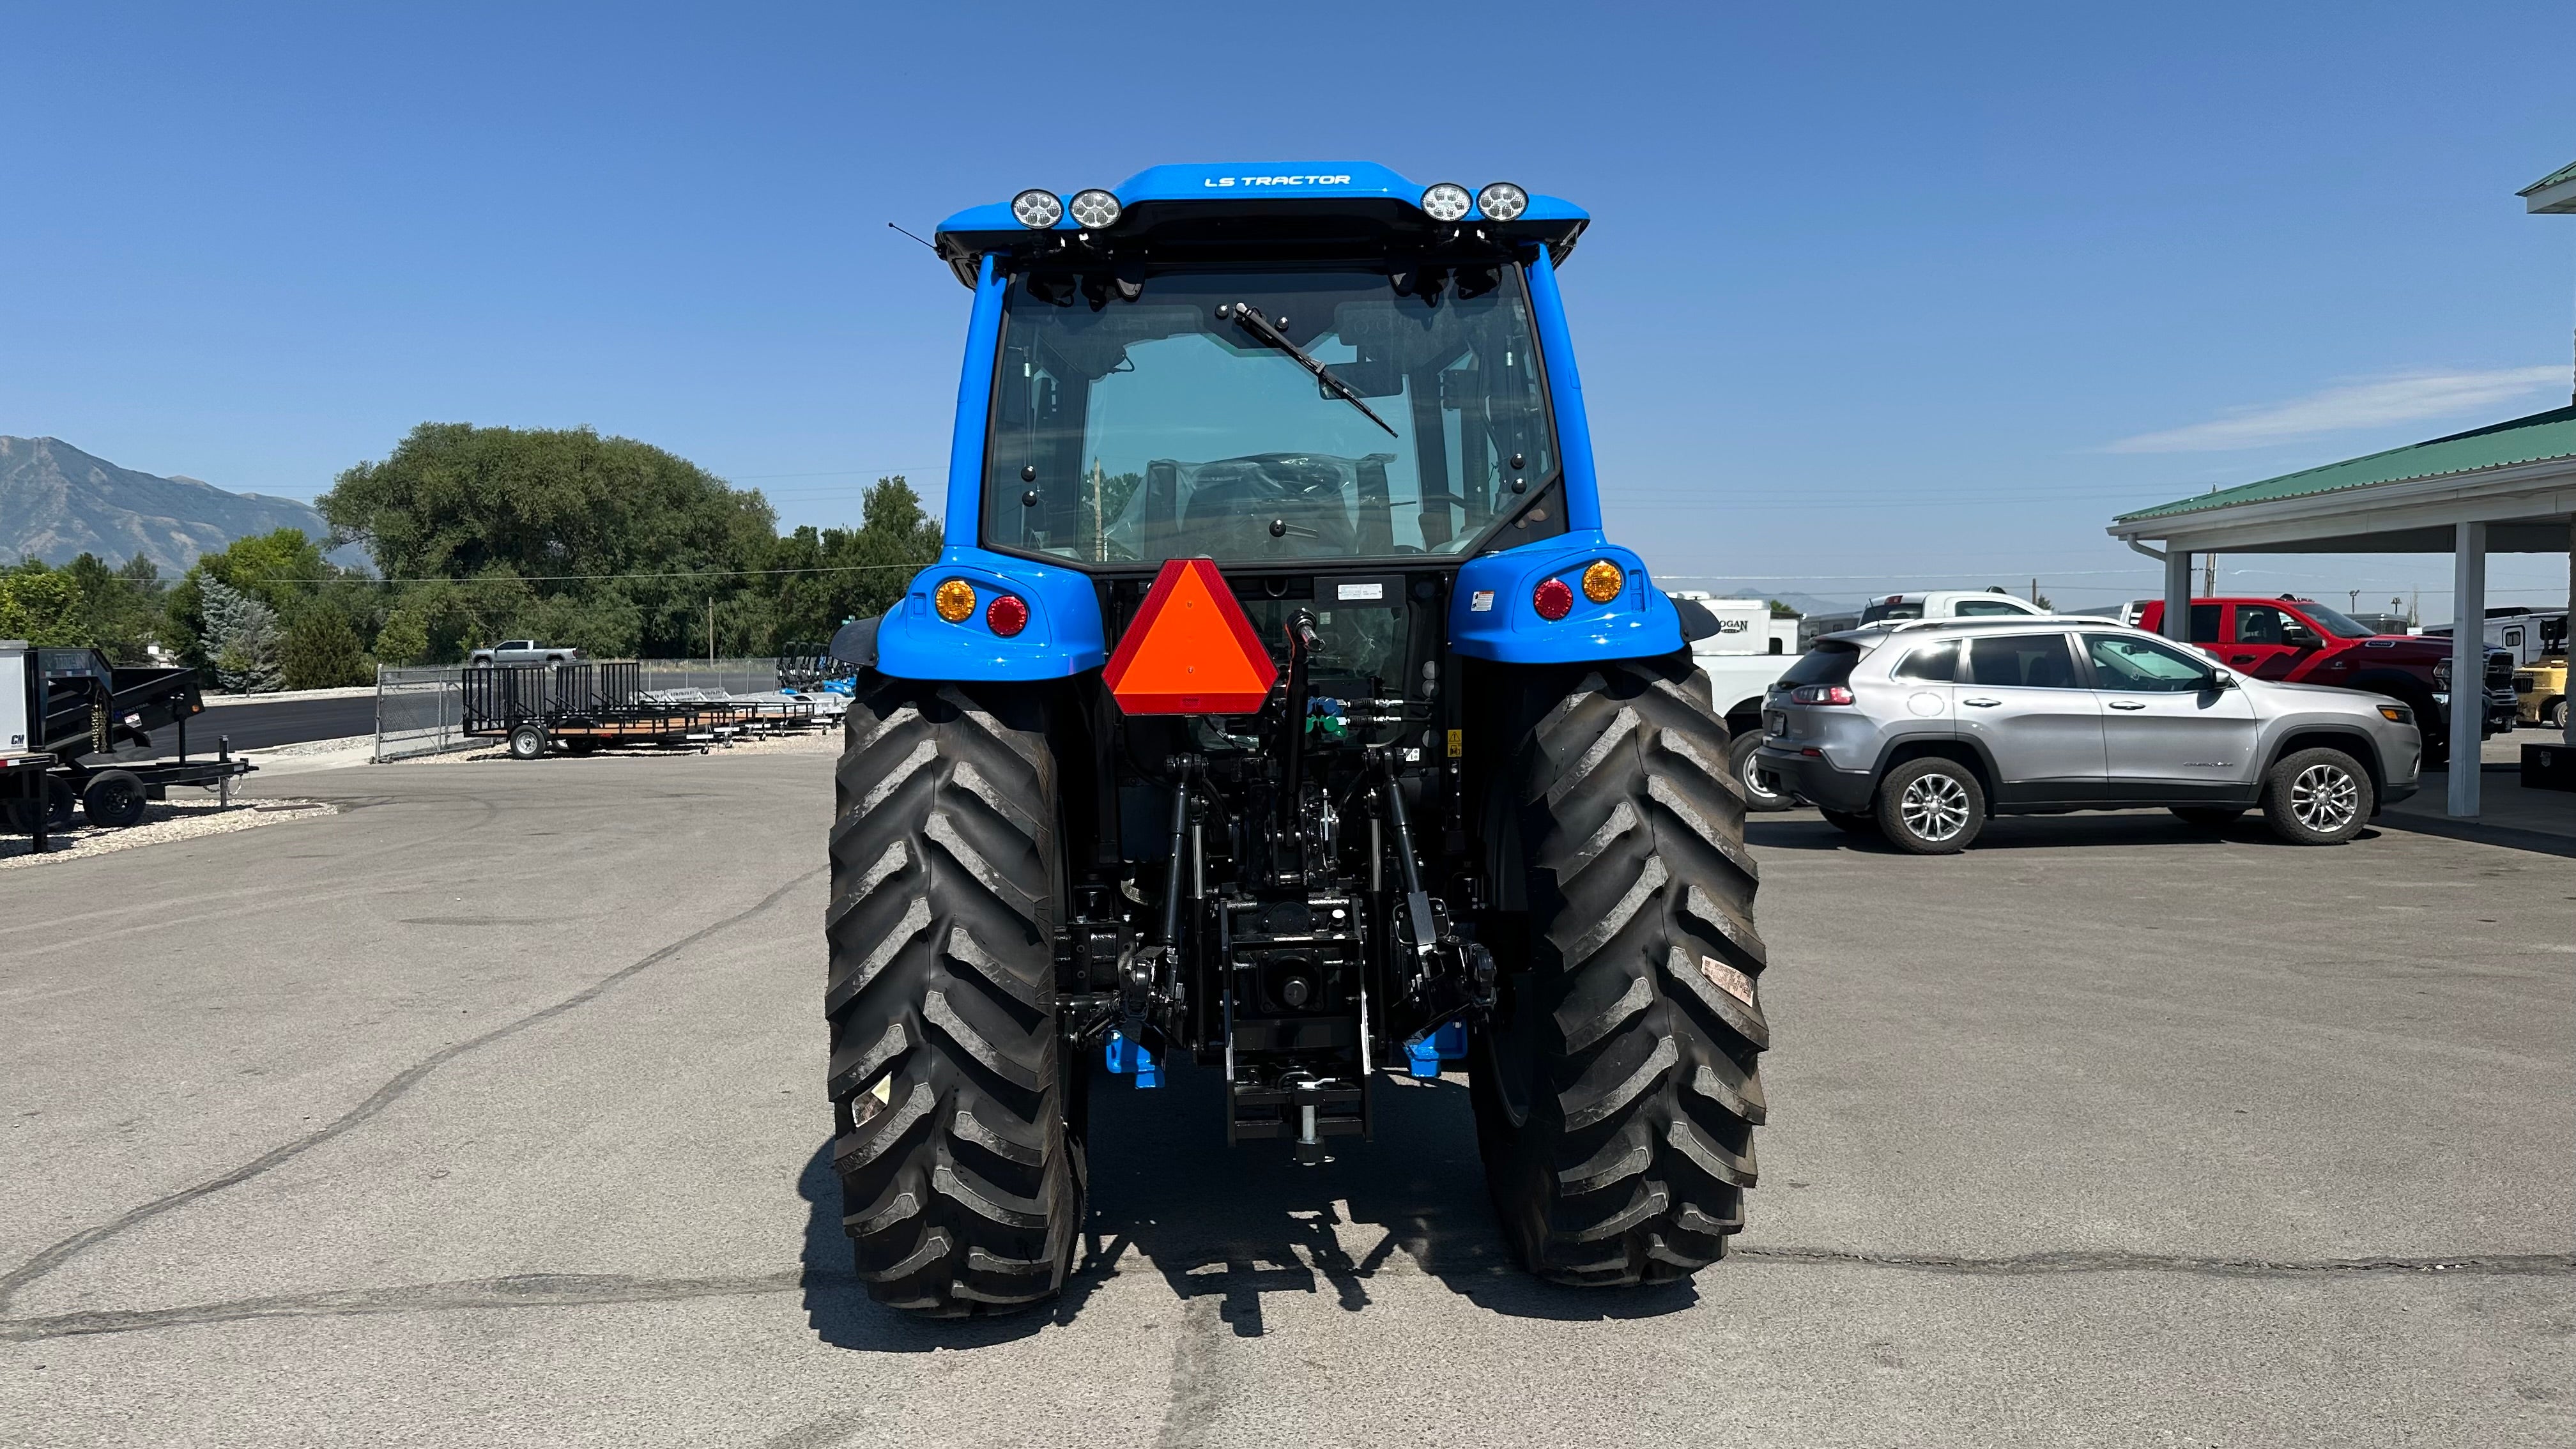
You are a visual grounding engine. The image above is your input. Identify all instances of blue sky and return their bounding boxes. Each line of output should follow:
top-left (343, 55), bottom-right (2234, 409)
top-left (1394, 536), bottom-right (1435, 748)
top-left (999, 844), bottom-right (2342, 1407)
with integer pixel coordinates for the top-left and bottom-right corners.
top-left (4, 1), bottom-right (2570, 620)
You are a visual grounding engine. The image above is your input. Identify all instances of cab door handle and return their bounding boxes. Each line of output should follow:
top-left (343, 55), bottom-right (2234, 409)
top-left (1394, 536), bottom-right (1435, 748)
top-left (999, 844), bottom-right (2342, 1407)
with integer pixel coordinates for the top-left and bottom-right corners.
top-left (2230, 654), bottom-right (2256, 664)
top-left (2107, 700), bottom-right (2147, 710)
top-left (1962, 697), bottom-right (2002, 707)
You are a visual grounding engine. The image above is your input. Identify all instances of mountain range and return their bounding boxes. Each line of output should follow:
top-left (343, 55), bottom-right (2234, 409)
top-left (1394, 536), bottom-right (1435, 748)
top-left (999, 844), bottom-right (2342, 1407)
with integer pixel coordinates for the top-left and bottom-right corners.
top-left (1, 435), bottom-right (355, 573)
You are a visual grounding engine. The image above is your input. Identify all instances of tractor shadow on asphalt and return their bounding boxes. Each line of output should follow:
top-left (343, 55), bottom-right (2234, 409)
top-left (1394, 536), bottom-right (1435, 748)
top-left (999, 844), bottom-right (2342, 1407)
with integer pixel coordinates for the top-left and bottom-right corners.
top-left (795, 1062), bottom-right (1700, 1349)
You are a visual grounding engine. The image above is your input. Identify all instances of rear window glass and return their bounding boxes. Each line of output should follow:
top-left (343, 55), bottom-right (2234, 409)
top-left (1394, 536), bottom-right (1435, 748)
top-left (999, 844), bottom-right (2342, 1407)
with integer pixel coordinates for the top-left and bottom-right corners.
top-left (1892, 641), bottom-right (1958, 682)
top-left (1781, 641), bottom-right (1862, 687)
top-left (1955, 599), bottom-right (2027, 617)
top-left (1859, 599), bottom-right (1922, 623)
top-left (2188, 604), bottom-right (2221, 643)
top-left (1963, 633), bottom-right (2081, 689)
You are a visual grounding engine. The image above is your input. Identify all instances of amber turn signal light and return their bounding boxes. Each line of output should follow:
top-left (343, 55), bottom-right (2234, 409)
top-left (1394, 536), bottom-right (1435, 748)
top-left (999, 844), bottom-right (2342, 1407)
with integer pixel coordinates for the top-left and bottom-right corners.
top-left (1581, 560), bottom-right (1624, 604)
top-left (933, 578), bottom-right (976, 623)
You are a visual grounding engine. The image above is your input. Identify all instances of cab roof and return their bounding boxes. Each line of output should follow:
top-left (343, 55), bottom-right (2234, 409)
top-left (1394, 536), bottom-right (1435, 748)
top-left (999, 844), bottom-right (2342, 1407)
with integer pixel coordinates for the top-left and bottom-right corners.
top-left (930, 162), bottom-right (1589, 288)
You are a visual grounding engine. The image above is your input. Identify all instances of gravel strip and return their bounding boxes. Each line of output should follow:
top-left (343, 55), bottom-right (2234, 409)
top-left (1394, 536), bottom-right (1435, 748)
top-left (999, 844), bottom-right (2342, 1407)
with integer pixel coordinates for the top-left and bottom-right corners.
top-left (388, 728), bottom-right (841, 766)
top-left (244, 733), bottom-right (378, 759)
top-left (0, 797), bottom-right (336, 870)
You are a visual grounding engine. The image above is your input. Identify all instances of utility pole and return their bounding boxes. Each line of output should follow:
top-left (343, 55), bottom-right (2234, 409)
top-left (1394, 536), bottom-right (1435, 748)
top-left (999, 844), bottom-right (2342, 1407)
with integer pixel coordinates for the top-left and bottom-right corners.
top-left (2202, 553), bottom-right (2218, 597)
top-left (708, 599), bottom-right (716, 665)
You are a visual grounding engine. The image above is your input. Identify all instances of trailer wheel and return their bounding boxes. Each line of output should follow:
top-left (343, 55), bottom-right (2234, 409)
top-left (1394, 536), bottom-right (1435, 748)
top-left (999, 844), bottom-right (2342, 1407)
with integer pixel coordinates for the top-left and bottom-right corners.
top-left (826, 675), bottom-right (1079, 1317)
top-left (81, 770), bottom-right (149, 829)
top-left (5, 776), bottom-right (76, 834)
top-left (507, 724), bottom-right (549, 760)
top-left (1473, 656), bottom-right (1768, 1286)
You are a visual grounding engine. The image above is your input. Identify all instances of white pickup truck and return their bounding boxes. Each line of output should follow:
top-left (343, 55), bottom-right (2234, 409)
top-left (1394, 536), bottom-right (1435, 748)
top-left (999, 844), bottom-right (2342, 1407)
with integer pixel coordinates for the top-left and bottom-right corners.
top-left (466, 640), bottom-right (586, 666)
top-left (1671, 595), bottom-right (1803, 812)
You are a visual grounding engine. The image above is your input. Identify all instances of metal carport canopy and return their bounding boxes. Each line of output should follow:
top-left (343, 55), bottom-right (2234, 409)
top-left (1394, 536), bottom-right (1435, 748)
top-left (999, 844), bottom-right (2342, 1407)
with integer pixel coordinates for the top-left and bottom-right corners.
top-left (2106, 404), bottom-right (2576, 818)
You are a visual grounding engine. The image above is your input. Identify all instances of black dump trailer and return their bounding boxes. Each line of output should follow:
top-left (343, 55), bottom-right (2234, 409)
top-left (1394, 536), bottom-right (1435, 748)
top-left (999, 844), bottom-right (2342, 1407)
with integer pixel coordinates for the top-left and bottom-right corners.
top-left (5, 645), bottom-right (254, 831)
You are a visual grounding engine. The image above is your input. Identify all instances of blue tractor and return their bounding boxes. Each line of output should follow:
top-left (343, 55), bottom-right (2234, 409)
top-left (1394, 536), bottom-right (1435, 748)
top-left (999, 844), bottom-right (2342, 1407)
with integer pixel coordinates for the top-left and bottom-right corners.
top-left (825, 164), bottom-right (1766, 1315)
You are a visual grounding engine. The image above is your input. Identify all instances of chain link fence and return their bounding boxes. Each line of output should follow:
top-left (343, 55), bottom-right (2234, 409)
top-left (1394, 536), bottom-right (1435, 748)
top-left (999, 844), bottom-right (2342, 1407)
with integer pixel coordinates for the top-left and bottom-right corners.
top-left (374, 659), bottom-right (788, 761)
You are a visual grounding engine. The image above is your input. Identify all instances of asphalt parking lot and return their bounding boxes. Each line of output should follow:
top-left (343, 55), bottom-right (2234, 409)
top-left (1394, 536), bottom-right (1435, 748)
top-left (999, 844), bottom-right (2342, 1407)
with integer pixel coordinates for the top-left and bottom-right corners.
top-left (3, 755), bottom-right (2570, 1447)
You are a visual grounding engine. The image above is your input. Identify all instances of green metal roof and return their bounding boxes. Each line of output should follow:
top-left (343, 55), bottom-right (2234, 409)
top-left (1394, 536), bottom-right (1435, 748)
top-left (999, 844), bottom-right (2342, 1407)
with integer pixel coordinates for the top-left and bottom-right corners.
top-left (2116, 402), bottom-right (2576, 523)
top-left (2520, 159), bottom-right (2576, 195)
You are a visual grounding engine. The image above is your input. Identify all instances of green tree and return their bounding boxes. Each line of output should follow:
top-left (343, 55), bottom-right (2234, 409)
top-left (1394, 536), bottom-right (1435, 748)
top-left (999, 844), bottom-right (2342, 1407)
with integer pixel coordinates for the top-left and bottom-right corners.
top-left (279, 601), bottom-right (371, 689)
top-left (61, 553), bottom-right (167, 661)
top-left (1767, 599), bottom-right (1799, 618)
top-left (0, 564), bottom-right (93, 647)
top-left (206, 528), bottom-right (330, 616)
top-left (767, 476), bottom-right (946, 648)
top-left (201, 578), bottom-right (283, 693)
top-left (320, 423), bottom-right (776, 659)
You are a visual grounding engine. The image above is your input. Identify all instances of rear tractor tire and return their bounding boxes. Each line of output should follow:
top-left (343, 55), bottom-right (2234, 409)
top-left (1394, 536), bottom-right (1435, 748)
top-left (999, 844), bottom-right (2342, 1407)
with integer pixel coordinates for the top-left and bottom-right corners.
top-left (1472, 656), bottom-right (1769, 1285)
top-left (825, 675), bottom-right (1082, 1316)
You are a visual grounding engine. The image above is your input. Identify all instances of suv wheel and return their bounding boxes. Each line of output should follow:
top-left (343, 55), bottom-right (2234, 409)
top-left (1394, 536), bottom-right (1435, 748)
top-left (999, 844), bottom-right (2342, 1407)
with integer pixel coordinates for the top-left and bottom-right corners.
top-left (1729, 732), bottom-right (1790, 813)
top-left (1875, 758), bottom-right (1984, 854)
top-left (2261, 747), bottom-right (2372, 845)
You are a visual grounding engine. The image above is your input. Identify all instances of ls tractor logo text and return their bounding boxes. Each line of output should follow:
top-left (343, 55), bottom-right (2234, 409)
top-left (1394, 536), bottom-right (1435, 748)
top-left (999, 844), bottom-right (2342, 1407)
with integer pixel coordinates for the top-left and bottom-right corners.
top-left (1202, 174), bottom-right (1354, 188)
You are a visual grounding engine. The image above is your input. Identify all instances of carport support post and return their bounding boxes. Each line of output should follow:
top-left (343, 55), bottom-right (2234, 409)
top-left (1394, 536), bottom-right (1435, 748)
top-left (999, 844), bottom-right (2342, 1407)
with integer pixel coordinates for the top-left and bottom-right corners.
top-left (2449, 521), bottom-right (2486, 816)
top-left (2162, 549), bottom-right (2193, 643)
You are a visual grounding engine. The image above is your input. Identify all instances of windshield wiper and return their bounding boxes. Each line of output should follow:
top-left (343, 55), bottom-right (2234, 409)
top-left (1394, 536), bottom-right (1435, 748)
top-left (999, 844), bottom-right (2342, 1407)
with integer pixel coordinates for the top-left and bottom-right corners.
top-left (1222, 302), bottom-right (1399, 438)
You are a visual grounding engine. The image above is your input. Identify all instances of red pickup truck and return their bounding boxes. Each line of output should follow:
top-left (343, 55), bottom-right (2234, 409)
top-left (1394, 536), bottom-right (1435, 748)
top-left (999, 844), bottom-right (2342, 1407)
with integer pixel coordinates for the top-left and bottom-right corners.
top-left (2132, 596), bottom-right (2513, 765)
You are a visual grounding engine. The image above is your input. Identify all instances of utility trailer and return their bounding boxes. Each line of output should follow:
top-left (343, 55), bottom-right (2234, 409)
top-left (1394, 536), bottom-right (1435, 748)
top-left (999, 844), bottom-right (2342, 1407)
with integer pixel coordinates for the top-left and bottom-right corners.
top-left (462, 661), bottom-right (754, 758)
top-left (818, 165), bottom-right (1768, 1317)
top-left (3, 640), bottom-right (254, 831)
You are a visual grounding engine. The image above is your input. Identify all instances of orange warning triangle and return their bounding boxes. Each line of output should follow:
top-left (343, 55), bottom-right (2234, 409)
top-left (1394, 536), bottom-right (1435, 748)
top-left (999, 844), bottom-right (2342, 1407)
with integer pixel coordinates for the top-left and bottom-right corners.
top-left (1103, 558), bottom-right (1278, 715)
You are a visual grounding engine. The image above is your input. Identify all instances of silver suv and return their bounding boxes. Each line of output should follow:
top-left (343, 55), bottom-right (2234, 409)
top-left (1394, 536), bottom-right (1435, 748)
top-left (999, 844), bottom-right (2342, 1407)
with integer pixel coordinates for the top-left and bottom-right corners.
top-left (1751, 617), bottom-right (2421, 853)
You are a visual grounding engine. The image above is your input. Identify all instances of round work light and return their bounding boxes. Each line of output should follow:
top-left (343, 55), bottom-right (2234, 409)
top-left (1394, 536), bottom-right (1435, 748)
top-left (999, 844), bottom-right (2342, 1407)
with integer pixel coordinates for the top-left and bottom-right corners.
top-left (1068, 189), bottom-right (1121, 228)
top-left (934, 578), bottom-right (977, 622)
top-left (1581, 560), bottom-right (1625, 604)
top-left (1533, 577), bottom-right (1575, 621)
top-left (1476, 182), bottom-right (1528, 222)
top-left (1011, 189), bottom-right (1064, 229)
top-left (1420, 182), bottom-right (1473, 222)
top-left (986, 594), bottom-right (1029, 638)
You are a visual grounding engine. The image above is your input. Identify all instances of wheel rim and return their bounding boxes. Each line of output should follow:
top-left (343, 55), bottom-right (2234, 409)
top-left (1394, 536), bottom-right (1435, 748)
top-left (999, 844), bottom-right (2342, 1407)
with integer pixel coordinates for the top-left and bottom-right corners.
top-left (1899, 773), bottom-right (1970, 841)
top-left (1740, 747), bottom-right (1776, 804)
top-left (2289, 763), bottom-right (2359, 832)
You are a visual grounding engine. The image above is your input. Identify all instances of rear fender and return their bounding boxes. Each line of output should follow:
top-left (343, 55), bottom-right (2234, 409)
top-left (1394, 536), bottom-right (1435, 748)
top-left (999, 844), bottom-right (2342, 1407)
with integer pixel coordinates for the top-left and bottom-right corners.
top-left (1448, 532), bottom-right (1683, 664)
top-left (873, 547), bottom-right (1107, 682)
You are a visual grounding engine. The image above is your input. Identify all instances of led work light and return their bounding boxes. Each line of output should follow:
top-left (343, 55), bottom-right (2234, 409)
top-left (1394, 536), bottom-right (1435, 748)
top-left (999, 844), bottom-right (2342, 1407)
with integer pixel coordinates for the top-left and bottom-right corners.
top-left (1475, 182), bottom-right (1528, 221)
top-left (1011, 189), bottom-right (1063, 229)
top-left (1419, 183), bottom-right (1473, 222)
top-left (1068, 189), bottom-right (1121, 228)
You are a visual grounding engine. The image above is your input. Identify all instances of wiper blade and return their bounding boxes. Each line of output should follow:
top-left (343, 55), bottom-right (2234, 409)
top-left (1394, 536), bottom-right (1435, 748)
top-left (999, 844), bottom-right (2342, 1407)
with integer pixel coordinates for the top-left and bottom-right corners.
top-left (1223, 302), bottom-right (1399, 438)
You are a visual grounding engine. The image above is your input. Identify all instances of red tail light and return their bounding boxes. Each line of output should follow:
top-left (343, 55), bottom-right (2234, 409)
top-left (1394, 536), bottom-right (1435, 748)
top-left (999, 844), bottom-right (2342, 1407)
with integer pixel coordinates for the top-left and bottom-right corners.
top-left (985, 594), bottom-right (1029, 637)
top-left (1533, 577), bottom-right (1575, 620)
top-left (1790, 685), bottom-right (1854, 705)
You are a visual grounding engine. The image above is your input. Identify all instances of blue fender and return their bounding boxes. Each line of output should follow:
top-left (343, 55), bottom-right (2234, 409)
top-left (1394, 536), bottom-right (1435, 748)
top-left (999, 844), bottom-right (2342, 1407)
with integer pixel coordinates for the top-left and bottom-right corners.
top-left (1448, 532), bottom-right (1683, 665)
top-left (873, 546), bottom-right (1107, 682)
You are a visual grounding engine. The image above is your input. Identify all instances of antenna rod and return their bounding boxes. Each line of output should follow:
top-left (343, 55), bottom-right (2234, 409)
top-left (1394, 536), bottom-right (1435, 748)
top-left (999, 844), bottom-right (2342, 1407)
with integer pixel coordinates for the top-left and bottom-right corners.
top-left (886, 222), bottom-right (935, 250)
